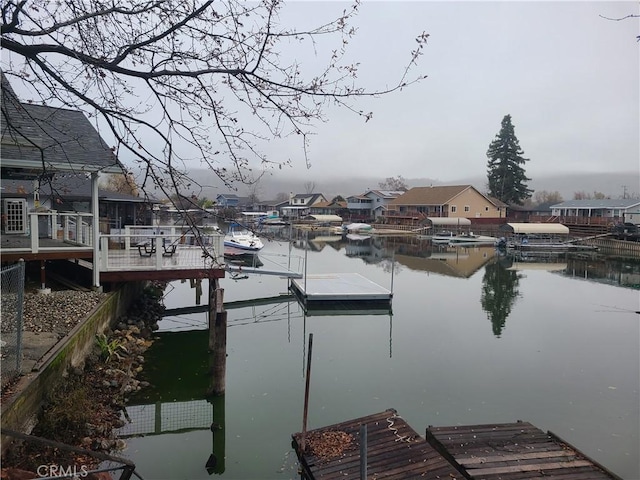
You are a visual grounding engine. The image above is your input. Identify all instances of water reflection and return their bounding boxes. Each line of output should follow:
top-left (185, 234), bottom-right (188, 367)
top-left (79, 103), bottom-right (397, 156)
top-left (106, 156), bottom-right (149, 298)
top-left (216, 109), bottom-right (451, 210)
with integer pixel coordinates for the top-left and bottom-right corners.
top-left (121, 236), bottom-right (639, 479)
top-left (119, 329), bottom-right (227, 474)
top-left (561, 255), bottom-right (640, 289)
top-left (480, 261), bottom-right (523, 337)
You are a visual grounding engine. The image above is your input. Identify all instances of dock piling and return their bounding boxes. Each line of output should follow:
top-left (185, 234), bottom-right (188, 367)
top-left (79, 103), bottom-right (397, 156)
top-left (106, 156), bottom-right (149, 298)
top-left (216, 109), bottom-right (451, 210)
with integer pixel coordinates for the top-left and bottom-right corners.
top-left (300, 332), bottom-right (313, 452)
top-left (209, 279), bottom-right (227, 395)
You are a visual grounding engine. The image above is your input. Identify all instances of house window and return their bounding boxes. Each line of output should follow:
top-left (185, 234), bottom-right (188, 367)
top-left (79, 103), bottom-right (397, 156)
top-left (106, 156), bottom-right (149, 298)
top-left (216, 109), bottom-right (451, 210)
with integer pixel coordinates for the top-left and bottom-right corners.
top-left (464, 205), bottom-right (470, 212)
top-left (451, 205), bottom-right (457, 213)
top-left (485, 206), bottom-right (489, 212)
top-left (3, 198), bottom-right (27, 234)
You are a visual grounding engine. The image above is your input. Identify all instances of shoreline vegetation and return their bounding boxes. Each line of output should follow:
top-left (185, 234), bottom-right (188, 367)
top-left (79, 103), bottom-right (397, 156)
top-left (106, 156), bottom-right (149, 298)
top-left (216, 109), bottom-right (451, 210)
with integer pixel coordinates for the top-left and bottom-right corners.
top-left (1, 283), bottom-right (166, 479)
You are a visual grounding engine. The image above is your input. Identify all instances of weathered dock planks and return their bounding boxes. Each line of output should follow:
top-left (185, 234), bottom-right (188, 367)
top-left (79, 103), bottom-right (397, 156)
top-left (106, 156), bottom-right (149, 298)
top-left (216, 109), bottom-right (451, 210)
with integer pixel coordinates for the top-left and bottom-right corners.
top-left (426, 421), bottom-right (623, 480)
top-left (292, 409), bottom-right (461, 479)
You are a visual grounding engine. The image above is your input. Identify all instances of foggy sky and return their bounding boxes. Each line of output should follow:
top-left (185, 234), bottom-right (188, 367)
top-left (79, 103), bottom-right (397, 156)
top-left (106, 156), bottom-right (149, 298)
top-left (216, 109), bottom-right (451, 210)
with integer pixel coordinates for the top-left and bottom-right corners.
top-left (267, 1), bottom-right (639, 183)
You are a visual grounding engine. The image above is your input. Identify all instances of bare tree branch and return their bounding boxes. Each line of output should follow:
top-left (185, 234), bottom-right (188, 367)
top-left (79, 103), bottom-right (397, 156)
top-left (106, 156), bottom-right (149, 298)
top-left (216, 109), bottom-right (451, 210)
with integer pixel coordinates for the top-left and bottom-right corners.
top-left (1, 0), bottom-right (428, 212)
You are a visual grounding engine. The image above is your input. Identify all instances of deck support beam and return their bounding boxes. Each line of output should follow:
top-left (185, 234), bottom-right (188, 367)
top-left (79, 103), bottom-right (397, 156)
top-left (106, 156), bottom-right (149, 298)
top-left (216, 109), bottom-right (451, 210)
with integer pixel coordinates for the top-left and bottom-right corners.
top-left (208, 279), bottom-right (227, 396)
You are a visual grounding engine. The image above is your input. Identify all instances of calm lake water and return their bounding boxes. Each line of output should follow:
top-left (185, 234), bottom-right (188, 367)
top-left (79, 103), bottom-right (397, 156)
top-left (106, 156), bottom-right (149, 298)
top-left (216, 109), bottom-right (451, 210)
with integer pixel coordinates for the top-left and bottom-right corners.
top-left (119, 232), bottom-right (639, 480)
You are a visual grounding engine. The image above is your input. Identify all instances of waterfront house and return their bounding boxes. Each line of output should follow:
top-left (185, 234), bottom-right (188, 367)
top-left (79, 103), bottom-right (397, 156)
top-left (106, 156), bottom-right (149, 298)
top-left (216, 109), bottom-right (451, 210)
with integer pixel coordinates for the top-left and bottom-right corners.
top-left (346, 190), bottom-right (405, 222)
top-left (550, 199), bottom-right (640, 226)
top-left (282, 192), bottom-right (327, 220)
top-left (309, 197), bottom-right (347, 218)
top-left (385, 185), bottom-right (506, 227)
top-left (215, 193), bottom-right (252, 209)
top-left (1, 74), bottom-right (225, 289)
top-left (1, 174), bottom-right (157, 232)
top-left (1, 73), bottom-right (123, 282)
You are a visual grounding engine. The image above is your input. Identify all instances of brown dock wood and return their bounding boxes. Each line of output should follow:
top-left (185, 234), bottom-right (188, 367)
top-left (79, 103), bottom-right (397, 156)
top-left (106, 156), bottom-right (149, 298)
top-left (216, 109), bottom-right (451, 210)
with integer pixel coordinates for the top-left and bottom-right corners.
top-left (292, 409), bottom-right (462, 479)
top-left (426, 421), bottom-right (623, 480)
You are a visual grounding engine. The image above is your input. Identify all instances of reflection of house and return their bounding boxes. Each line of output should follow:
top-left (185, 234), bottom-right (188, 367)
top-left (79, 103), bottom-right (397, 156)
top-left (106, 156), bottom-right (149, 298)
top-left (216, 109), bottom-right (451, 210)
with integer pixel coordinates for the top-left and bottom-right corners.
top-left (385, 185), bottom-right (506, 226)
top-left (550, 199), bottom-right (640, 225)
top-left (393, 245), bottom-right (496, 278)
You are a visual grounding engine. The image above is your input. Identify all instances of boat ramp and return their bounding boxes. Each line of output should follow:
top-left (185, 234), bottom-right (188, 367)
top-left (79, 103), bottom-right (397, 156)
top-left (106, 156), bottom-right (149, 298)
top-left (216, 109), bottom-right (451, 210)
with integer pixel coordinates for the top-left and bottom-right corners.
top-left (292, 410), bottom-right (623, 480)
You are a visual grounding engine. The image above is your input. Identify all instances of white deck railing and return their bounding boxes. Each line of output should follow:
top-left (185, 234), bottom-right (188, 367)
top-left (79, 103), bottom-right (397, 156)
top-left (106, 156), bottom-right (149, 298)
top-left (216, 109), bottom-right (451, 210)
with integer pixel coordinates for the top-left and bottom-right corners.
top-left (99, 232), bottom-right (225, 272)
top-left (25, 211), bottom-right (93, 252)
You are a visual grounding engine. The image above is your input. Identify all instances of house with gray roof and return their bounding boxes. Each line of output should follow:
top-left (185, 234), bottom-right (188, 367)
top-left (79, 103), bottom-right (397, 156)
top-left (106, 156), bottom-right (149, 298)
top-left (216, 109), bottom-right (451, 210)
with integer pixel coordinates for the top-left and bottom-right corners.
top-left (550, 199), bottom-right (640, 225)
top-left (1, 72), bottom-right (124, 286)
top-left (346, 190), bottom-right (406, 222)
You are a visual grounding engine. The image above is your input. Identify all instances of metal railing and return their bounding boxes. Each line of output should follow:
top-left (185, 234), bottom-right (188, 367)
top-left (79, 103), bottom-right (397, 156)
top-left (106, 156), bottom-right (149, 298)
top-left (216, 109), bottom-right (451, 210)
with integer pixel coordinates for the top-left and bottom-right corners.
top-left (1, 429), bottom-right (141, 480)
top-left (1, 260), bottom-right (25, 388)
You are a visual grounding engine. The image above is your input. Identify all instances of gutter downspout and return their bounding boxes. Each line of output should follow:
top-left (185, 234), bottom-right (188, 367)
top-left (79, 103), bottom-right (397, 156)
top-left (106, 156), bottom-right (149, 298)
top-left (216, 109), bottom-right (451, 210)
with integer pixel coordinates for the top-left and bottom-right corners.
top-left (91, 172), bottom-right (101, 290)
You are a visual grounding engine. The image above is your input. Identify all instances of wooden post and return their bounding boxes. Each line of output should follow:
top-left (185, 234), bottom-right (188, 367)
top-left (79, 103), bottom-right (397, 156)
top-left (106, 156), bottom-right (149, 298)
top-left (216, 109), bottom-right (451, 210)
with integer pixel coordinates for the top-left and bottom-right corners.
top-left (300, 332), bottom-right (313, 452)
top-left (359, 423), bottom-right (367, 480)
top-left (40, 260), bottom-right (46, 290)
top-left (209, 278), bottom-right (227, 395)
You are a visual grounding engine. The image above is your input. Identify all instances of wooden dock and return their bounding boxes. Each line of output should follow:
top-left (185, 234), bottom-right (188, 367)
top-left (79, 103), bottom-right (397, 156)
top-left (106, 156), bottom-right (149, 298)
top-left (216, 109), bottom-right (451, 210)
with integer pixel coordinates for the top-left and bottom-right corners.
top-left (293, 413), bottom-right (623, 480)
top-left (426, 421), bottom-right (623, 480)
top-left (292, 409), bottom-right (460, 479)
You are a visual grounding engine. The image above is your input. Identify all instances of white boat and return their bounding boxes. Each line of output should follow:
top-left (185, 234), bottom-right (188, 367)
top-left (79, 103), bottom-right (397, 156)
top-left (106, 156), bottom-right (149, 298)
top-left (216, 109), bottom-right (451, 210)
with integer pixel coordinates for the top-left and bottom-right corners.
top-left (344, 223), bottom-right (373, 233)
top-left (431, 231), bottom-right (456, 244)
top-left (448, 232), bottom-right (498, 245)
top-left (224, 223), bottom-right (264, 251)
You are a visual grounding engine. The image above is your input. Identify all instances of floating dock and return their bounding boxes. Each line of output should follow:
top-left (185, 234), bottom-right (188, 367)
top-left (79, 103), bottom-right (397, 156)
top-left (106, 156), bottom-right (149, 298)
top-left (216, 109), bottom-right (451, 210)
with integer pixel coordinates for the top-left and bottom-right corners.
top-left (289, 273), bottom-right (392, 311)
top-left (427, 421), bottom-right (623, 480)
top-left (292, 411), bottom-right (623, 480)
top-left (292, 409), bottom-right (459, 479)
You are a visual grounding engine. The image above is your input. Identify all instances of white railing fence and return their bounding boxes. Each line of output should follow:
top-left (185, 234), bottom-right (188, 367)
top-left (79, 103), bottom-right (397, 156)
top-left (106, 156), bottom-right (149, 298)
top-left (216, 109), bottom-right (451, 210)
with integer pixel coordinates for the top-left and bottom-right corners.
top-left (99, 232), bottom-right (225, 272)
top-left (27, 211), bottom-right (93, 252)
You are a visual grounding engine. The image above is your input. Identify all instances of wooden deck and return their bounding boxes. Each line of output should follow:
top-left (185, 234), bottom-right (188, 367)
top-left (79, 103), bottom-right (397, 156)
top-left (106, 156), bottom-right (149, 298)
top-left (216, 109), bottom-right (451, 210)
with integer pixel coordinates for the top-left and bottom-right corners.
top-left (292, 409), bottom-right (460, 479)
top-left (426, 421), bottom-right (623, 480)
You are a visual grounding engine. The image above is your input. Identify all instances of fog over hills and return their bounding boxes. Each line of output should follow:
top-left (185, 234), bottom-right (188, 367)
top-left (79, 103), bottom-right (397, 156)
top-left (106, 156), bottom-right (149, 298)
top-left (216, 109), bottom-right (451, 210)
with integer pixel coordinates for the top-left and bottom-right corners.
top-left (162, 169), bottom-right (639, 202)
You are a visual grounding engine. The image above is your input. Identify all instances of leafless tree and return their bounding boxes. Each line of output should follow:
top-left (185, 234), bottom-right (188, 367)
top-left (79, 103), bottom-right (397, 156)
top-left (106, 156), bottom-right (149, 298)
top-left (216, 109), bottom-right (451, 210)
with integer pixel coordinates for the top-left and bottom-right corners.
top-left (274, 192), bottom-right (289, 203)
top-left (303, 181), bottom-right (316, 194)
top-left (532, 190), bottom-right (563, 205)
top-left (101, 172), bottom-right (140, 196)
top-left (1, 0), bottom-right (428, 216)
top-left (378, 175), bottom-right (408, 191)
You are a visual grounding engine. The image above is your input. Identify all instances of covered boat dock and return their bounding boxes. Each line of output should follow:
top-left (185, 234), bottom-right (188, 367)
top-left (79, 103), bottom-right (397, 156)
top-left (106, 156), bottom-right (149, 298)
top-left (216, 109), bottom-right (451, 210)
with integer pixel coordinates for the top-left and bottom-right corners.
top-left (499, 222), bottom-right (570, 235)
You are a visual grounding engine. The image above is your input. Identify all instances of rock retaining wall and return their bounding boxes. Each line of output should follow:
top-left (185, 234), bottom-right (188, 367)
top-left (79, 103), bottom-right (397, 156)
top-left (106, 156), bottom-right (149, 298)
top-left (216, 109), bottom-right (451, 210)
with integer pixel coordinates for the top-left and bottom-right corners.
top-left (0, 282), bottom-right (145, 455)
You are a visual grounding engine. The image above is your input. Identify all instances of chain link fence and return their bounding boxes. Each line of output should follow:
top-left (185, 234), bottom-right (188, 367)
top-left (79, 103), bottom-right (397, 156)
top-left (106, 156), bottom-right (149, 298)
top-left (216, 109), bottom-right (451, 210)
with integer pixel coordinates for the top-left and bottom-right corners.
top-left (1, 259), bottom-right (25, 388)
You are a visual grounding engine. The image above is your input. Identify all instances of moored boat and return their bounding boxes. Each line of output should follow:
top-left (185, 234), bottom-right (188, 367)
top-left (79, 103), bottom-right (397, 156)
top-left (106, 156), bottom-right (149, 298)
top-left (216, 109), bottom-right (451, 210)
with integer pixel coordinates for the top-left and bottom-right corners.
top-left (448, 232), bottom-right (498, 245)
top-left (223, 223), bottom-right (264, 251)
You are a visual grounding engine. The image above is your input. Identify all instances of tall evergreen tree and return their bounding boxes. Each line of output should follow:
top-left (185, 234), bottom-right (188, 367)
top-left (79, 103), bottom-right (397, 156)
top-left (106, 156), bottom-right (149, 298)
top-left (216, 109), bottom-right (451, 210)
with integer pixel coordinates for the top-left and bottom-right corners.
top-left (486, 115), bottom-right (532, 205)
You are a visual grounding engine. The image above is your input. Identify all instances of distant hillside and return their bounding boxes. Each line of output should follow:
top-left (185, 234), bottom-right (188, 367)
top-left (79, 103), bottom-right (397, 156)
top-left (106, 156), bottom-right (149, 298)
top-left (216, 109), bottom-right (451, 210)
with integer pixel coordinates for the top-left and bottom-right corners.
top-left (145, 169), bottom-right (639, 202)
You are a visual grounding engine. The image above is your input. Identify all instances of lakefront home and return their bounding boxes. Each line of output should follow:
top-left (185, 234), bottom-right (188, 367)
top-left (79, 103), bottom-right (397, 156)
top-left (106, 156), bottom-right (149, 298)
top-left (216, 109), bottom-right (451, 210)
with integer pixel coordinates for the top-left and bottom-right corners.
top-left (346, 190), bottom-right (406, 222)
top-left (384, 185), bottom-right (506, 226)
top-left (1, 73), bottom-right (123, 278)
top-left (550, 199), bottom-right (640, 226)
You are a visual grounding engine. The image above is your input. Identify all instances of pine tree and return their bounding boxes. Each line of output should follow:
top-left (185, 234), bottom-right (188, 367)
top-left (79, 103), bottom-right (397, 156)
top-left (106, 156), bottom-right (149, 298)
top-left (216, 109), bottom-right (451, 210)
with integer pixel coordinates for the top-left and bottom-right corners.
top-left (486, 115), bottom-right (532, 205)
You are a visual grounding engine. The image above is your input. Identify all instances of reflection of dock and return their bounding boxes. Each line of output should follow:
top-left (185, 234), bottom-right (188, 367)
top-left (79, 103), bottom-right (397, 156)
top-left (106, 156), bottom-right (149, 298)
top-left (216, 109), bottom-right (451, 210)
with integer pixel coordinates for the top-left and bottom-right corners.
top-left (292, 410), bottom-right (623, 480)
